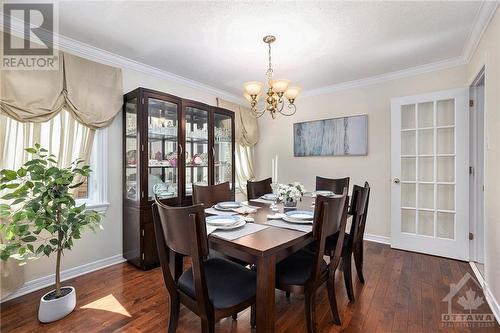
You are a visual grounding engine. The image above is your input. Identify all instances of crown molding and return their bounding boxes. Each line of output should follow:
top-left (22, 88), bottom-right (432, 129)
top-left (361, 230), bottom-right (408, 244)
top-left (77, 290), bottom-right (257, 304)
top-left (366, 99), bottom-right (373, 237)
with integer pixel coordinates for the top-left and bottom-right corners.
top-left (301, 56), bottom-right (467, 98)
top-left (1, 15), bottom-right (245, 105)
top-left (462, 1), bottom-right (499, 63)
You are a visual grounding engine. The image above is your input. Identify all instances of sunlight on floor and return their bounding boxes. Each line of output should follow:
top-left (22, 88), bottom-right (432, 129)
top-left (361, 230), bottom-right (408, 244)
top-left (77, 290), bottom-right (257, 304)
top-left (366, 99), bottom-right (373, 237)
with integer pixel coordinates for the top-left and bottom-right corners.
top-left (81, 294), bottom-right (131, 317)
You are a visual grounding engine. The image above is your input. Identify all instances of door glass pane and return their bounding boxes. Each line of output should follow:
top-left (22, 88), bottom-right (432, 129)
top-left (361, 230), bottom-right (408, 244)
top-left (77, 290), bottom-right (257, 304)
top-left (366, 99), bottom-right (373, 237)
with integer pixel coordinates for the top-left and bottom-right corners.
top-left (418, 157), bottom-right (434, 182)
top-left (437, 184), bottom-right (454, 210)
top-left (437, 157), bottom-right (454, 182)
top-left (402, 183), bottom-right (416, 207)
top-left (125, 98), bottom-right (138, 200)
top-left (214, 113), bottom-right (233, 186)
top-left (418, 129), bottom-right (434, 155)
top-left (185, 107), bottom-right (209, 195)
top-left (401, 157), bottom-right (416, 181)
top-left (401, 104), bottom-right (415, 129)
top-left (401, 209), bottom-right (416, 233)
top-left (437, 128), bottom-right (454, 154)
top-left (437, 99), bottom-right (454, 126)
top-left (437, 212), bottom-right (455, 239)
top-left (148, 99), bottom-right (179, 200)
top-left (418, 211), bottom-right (434, 236)
top-left (418, 102), bottom-right (434, 128)
top-left (401, 131), bottom-right (416, 155)
top-left (418, 184), bottom-right (434, 209)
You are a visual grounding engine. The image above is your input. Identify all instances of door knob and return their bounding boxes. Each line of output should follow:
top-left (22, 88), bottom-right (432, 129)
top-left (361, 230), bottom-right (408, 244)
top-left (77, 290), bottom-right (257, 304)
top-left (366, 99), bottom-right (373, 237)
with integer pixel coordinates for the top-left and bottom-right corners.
top-left (393, 177), bottom-right (400, 184)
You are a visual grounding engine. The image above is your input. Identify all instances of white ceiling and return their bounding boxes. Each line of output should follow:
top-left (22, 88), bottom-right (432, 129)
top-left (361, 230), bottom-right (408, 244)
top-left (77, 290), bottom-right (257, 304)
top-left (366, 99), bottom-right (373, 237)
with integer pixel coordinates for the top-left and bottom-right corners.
top-left (57, 1), bottom-right (484, 97)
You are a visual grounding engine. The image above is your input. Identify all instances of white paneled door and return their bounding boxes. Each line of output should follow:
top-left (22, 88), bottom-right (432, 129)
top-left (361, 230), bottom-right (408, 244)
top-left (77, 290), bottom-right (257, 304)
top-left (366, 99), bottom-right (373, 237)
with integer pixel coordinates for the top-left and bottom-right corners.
top-left (391, 88), bottom-right (469, 260)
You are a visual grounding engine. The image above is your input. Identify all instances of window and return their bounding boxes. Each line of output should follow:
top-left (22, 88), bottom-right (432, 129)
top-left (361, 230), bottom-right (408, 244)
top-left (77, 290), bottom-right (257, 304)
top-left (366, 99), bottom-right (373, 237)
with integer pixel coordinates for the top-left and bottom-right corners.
top-left (0, 111), bottom-right (109, 212)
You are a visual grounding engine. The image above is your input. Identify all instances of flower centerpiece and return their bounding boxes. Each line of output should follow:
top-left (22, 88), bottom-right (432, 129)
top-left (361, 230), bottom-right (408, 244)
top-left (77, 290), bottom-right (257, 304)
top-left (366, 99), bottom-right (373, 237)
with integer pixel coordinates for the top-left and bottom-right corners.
top-left (277, 182), bottom-right (306, 207)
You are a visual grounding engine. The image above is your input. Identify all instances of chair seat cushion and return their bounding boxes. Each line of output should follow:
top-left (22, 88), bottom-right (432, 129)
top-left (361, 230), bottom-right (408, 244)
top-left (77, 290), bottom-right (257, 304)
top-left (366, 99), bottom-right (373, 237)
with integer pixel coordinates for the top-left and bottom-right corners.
top-left (275, 250), bottom-right (327, 286)
top-left (325, 232), bottom-right (351, 253)
top-left (178, 257), bottom-right (256, 309)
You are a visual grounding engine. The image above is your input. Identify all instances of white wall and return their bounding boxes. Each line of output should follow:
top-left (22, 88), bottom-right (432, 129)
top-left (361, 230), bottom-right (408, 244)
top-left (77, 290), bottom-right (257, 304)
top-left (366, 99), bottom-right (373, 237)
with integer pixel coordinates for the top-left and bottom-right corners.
top-left (255, 66), bottom-right (467, 238)
top-left (466, 7), bottom-right (500, 314)
top-left (22, 61), bottom-right (224, 283)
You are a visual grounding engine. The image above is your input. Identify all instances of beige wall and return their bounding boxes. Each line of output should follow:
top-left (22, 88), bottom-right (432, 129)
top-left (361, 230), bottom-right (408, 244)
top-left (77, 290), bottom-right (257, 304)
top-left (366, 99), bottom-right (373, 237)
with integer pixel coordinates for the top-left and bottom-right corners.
top-left (22, 60), bottom-right (224, 283)
top-left (467, 7), bottom-right (500, 309)
top-left (255, 66), bottom-right (467, 238)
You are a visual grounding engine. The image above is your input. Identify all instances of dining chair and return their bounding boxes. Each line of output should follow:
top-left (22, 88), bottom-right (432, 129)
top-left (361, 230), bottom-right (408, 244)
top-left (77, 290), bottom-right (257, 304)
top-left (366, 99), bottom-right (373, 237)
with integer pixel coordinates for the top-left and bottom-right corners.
top-left (152, 200), bottom-right (256, 333)
top-left (315, 176), bottom-right (350, 194)
top-left (324, 182), bottom-right (370, 303)
top-left (192, 182), bottom-right (233, 208)
top-left (246, 177), bottom-right (272, 200)
top-left (274, 190), bottom-right (348, 332)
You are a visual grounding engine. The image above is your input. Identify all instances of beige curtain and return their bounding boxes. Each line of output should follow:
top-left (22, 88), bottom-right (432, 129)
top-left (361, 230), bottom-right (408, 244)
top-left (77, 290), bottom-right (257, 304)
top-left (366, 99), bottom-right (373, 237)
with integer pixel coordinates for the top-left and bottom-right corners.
top-left (0, 111), bottom-right (95, 298)
top-left (216, 98), bottom-right (259, 194)
top-left (0, 50), bottom-right (123, 129)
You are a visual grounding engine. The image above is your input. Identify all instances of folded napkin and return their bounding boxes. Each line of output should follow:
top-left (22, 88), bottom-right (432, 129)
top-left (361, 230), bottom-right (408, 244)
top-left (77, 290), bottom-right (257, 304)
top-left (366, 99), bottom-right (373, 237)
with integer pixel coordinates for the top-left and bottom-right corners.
top-left (267, 213), bottom-right (286, 220)
top-left (232, 206), bottom-right (257, 214)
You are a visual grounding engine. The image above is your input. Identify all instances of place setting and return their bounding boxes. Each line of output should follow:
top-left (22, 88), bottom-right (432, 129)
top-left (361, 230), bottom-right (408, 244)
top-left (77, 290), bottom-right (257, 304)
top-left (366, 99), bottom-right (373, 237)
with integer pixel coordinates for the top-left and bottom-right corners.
top-left (206, 212), bottom-right (269, 241)
top-left (265, 209), bottom-right (315, 233)
top-left (205, 201), bottom-right (260, 215)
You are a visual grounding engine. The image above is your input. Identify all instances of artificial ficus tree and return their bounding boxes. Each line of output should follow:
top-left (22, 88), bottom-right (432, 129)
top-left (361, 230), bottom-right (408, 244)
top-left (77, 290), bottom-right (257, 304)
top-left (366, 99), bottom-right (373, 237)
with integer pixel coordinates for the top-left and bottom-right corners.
top-left (0, 144), bottom-right (102, 298)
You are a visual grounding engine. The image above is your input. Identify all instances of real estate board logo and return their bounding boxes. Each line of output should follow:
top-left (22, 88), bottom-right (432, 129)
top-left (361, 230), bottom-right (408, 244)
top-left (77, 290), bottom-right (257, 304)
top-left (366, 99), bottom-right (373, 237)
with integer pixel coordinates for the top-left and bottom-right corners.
top-left (2, 2), bottom-right (59, 70)
top-left (441, 272), bottom-right (495, 328)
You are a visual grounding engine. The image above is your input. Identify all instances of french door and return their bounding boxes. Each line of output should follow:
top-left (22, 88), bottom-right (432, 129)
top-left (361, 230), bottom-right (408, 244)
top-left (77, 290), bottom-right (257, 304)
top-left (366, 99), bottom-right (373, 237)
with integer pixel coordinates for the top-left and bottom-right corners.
top-left (391, 88), bottom-right (469, 260)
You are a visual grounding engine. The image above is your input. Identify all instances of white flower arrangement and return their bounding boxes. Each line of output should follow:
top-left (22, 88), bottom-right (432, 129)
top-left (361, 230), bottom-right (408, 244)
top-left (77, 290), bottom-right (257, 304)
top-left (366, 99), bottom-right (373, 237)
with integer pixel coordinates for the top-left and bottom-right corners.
top-left (277, 182), bottom-right (306, 202)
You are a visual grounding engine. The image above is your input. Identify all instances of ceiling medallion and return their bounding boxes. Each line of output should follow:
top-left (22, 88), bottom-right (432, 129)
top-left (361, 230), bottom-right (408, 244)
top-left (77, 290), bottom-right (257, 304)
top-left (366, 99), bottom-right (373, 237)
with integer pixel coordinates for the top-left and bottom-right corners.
top-left (243, 35), bottom-right (301, 119)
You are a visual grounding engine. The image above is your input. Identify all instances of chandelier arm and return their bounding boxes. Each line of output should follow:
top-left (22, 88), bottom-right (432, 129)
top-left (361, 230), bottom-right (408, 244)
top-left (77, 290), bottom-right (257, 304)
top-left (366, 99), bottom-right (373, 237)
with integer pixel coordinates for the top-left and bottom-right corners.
top-left (278, 102), bottom-right (297, 117)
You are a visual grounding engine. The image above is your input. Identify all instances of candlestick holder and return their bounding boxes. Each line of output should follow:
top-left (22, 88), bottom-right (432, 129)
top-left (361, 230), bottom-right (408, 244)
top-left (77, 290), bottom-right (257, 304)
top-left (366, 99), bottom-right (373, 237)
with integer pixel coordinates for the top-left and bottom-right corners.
top-left (270, 182), bottom-right (279, 212)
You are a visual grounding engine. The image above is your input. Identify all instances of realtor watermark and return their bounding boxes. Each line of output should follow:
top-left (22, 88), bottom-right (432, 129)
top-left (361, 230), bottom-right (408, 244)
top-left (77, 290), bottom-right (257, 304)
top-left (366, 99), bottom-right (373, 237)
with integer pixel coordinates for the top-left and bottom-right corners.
top-left (441, 272), bottom-right (496, 328)
top-left (2, 1), bottom-right (59, 70)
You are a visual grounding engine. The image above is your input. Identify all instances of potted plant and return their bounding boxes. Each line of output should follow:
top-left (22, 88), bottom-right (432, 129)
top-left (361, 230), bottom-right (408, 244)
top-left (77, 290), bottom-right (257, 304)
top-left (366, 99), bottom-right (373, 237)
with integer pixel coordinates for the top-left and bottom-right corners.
top-left (0, 144), bottom-right (102, 323)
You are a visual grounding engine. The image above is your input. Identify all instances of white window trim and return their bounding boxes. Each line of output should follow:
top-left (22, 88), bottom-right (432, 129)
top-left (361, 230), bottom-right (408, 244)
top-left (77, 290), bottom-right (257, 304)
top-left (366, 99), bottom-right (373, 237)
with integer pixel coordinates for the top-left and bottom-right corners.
top-left (76, 128), bottom-right (109, 213)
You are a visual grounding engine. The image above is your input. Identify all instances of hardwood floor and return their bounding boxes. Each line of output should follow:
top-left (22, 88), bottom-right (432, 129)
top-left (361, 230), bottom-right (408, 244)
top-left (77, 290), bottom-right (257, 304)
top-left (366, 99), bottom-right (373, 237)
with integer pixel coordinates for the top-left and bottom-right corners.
top-left (1, 241), bottom-right (498, 332)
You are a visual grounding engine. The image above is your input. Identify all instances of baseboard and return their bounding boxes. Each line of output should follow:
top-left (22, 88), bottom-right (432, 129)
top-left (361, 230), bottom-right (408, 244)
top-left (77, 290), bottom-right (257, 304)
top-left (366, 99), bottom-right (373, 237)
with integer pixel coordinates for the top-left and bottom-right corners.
top-left (1, 254), bottom-right (126, 303)
top-left (364, 233), bottom-right (391, 245)
top-left (469, 262), bottom-right (500, 324)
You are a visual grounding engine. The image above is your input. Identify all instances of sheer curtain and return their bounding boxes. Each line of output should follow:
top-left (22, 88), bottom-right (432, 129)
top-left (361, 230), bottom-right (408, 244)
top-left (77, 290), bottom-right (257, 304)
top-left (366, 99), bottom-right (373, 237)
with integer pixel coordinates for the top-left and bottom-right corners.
top-left (0, 111), bottom-right (95, 298)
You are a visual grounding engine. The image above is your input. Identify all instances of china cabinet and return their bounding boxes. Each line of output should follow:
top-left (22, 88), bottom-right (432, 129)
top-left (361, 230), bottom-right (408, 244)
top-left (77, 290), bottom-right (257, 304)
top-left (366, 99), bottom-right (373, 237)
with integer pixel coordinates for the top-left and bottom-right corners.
top-left (123, 88), bottom-right (235, 269)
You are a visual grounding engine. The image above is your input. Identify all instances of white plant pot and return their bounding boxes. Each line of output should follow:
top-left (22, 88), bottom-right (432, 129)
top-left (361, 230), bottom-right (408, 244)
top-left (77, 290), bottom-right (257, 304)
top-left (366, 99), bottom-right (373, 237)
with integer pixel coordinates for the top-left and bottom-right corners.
top-left (38, 286), bottom-right (76, 323)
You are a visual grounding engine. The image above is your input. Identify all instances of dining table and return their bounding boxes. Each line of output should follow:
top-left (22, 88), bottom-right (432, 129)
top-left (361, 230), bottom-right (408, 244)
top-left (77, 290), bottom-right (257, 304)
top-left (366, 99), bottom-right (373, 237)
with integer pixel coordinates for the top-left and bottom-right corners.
top-left (208, 196), bottom-right (317, 333)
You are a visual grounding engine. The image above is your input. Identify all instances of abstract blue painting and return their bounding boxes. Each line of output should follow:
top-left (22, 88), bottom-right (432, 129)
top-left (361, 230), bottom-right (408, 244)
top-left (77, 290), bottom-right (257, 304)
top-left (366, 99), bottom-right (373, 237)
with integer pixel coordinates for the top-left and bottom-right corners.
top-left (293, 115), bottom-right (368, 157)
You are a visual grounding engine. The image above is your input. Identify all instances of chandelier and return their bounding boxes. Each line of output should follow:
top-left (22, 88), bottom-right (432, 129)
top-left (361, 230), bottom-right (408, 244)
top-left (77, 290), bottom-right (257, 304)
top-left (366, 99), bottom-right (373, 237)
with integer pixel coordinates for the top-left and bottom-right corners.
top-left (243, 35), bottom-right (301, 119)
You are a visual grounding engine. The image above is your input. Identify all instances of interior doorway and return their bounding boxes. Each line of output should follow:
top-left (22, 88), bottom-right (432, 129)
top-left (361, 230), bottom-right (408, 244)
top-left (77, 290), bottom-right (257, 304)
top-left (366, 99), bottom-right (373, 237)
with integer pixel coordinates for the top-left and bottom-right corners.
top-left (469, 67), bottom-right (485, 277)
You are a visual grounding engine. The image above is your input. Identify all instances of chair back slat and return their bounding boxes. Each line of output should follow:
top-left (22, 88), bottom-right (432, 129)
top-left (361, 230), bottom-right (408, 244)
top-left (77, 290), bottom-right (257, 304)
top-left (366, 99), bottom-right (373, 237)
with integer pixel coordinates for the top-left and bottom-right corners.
top-left (315, 176), bottom-right (350, 194)
top-left (192, 182), bottom-right (233, 208)
top-left (310, 190), bottom-right (347, 282)
top-left (247, 177), bottom-right (272, 200)
top-left (348, 182), bottom-right (370, 249)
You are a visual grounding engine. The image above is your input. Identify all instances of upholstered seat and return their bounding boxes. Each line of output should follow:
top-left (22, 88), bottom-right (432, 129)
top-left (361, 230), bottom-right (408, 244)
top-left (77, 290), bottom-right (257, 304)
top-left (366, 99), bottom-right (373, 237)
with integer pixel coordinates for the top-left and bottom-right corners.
top-left (178, 257), bottom-right (256, 309)
top-left (276, 250), bottom-right (328, 286)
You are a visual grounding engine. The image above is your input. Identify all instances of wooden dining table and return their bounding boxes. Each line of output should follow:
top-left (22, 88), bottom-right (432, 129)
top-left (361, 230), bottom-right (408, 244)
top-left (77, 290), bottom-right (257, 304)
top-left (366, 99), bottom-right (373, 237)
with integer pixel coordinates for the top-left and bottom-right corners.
top-left (208, 197), bottom-right (317, 333)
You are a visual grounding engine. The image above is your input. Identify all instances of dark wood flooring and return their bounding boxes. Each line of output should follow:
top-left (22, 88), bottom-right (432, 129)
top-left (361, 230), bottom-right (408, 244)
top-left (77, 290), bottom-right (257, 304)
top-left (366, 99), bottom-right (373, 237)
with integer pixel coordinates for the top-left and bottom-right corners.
top-left (1, 241), bottom-right (498, 332)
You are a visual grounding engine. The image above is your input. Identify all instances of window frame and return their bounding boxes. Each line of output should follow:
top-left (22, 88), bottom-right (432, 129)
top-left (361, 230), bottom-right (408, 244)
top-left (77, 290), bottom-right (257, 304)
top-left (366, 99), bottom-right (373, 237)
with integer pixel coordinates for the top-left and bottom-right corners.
top-left (75, 128), bottom-right (109, 213)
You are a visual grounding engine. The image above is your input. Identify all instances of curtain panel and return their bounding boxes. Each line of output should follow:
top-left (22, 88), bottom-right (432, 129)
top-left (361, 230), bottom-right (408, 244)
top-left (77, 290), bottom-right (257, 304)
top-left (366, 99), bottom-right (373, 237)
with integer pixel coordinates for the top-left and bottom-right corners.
top-left (0, 51), bottom-right (123, 129)
top-left (216, 98), bottom-right (258, 194)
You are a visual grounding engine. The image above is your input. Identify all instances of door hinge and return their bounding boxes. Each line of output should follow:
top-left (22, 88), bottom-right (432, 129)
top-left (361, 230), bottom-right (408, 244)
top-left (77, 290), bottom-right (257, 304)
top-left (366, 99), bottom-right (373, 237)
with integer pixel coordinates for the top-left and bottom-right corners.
top-left (141, 191), bottom-right (145, 198)
top-left (469, 99), bottom-right (474, 107)
top-left (141, 253), bottom-right (145, 260)
top-left (141, 97), bottom-right (145, 105)
top-left (469, 166), bottom-right (474, 175)
top-left (469, 232), bottom-right (474, 240)
top-left (141, 229), bottom-right (145, 237)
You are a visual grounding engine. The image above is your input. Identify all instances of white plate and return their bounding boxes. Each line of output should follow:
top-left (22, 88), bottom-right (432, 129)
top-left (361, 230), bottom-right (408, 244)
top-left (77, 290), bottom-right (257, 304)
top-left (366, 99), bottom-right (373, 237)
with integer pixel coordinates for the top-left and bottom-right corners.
top-left (285, 210), bottom-right (314, 220)
top-left (283, 216), bottom-right (314, 224)
top-left (212, 220), bottom-right (246, 230)
top-left (261, 193), bottom-right (278, 201)
top-left (214, 201), bottom-right (242, 210)
top-left (206, 215), bottom-right (241, 226)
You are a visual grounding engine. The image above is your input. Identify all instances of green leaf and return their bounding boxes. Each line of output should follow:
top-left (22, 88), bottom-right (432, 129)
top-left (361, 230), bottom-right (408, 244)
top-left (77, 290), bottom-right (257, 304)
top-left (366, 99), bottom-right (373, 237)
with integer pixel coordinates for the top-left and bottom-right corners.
top-left (0, 250), bottom-right (10, 261)
top-left (24, 148), bottom-right (37, 154)
top-left (1, 169), bottom-right (18, 180)
top-left (49, 238), bottom-right (59, 246)
top-left (21, 236), bottom-right (37, 242)
top-left (19, 247), bottom-right (26, 256)
top-left (27, 244), bottom-right (34, 252)
top-left (34, 143), bottom-right (41, 149)
top-left (17, 168), bottom-right (27, 177)
top-left (35, 245), bottom-right (44, 254)
top-left (43, 245), bottom-right (52, 256)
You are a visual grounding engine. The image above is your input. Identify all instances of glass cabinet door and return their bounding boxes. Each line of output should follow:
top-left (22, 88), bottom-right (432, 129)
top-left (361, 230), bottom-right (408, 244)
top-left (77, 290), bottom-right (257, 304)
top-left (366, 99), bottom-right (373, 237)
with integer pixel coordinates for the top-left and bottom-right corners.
top-left (125, 98), bottom-right (138, 200)
top-left (214, 112), bottom-right (233, 186)
top-left (185, 107), bottom-right (209, 196)
top-left (147, 98), bottom-right (179, 201)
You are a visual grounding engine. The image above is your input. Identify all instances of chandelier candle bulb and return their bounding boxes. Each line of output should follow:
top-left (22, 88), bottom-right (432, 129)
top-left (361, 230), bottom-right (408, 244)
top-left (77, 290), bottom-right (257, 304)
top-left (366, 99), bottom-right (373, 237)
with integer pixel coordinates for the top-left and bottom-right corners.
top-left (284, 87), bottom-right (301, 101)
top-left (244, 81), bottom-right (263, 96)
top-left (271, 79), bottom-right (290, 94)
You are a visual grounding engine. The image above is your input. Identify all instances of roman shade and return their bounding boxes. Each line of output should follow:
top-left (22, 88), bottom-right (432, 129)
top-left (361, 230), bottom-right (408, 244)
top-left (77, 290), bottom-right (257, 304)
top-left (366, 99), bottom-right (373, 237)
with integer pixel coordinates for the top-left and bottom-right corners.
top-left (216, 98), bottom-right (258, 147)
top-left (0, 51), bottom-right (123, 129)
